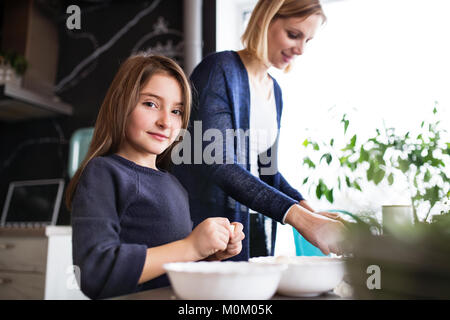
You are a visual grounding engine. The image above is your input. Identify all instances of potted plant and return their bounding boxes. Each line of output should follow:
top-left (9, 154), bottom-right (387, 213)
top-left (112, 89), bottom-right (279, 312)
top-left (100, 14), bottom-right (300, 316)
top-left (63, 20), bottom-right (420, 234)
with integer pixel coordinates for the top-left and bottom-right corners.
top-left (0, 50), bottom-right (28, 86)
top-left (300, 104), bottom-right (449, 223)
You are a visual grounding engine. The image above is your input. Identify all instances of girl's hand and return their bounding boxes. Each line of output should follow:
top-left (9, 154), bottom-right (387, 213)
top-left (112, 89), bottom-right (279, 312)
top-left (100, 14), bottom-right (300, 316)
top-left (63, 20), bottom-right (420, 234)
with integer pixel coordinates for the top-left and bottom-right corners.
top-left (187, 217), bottom-right (231, 260)
top-left (213, 222), bottom-right (245, 261)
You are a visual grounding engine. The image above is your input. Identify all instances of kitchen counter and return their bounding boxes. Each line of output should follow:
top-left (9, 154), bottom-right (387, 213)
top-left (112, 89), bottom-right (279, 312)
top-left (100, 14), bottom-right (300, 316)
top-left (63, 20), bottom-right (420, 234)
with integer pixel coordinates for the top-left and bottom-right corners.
top-left (0, 225), bottom-right (87, 299)
top-left (112, 286), bottom-right (346, 300)
top-left (0, 225), bottom-right (71, 237)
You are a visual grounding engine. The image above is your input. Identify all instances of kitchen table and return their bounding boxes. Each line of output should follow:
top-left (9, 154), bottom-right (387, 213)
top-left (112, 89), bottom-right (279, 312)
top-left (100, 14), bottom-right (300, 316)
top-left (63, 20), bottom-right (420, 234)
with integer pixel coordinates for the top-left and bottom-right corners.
top-left (112, 286), bottom-right (346, 300)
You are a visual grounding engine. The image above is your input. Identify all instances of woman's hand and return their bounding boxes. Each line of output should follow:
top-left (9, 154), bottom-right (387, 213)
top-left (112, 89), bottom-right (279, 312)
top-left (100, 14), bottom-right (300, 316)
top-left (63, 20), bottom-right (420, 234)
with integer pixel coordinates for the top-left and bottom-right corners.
top-left (285, 205), bottom-right (348, 255)
top-left (315, 211), bottom-right (342, 220)
top-left (213, 222), bottom-right (245, 261)
top-left (186, 217), bottom-right (232, 260)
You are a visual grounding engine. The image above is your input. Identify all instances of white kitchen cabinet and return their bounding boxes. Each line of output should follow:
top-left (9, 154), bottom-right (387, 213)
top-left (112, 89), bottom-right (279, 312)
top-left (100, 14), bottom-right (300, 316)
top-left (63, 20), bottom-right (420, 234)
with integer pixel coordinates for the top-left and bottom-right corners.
top-left (0, 226), bottom-right (88, 299)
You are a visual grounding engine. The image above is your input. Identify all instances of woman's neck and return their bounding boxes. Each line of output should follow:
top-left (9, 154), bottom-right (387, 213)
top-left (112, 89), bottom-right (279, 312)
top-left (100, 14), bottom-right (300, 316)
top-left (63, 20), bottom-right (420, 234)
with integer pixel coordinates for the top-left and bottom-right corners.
top-left (237, 49), bottom-right (271, 84)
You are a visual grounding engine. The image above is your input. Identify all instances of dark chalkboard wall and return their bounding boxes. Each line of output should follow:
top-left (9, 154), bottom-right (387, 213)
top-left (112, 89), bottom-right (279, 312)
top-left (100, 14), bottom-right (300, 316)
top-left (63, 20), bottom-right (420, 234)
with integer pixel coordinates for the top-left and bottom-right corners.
top-left (0, 0), bottom-right (213, 225)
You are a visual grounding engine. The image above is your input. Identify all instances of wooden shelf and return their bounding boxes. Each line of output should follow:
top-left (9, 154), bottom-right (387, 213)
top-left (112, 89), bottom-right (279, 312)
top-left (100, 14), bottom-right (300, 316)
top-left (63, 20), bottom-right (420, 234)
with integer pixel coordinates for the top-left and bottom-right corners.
top-left (0, 83), bottom-right (73, 122)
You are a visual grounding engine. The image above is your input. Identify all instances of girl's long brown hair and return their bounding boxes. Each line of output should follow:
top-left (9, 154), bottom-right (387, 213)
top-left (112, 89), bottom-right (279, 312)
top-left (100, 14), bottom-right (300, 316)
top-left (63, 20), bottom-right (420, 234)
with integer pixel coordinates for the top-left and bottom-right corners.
top-left (65, 53), bottom-right (191, 210)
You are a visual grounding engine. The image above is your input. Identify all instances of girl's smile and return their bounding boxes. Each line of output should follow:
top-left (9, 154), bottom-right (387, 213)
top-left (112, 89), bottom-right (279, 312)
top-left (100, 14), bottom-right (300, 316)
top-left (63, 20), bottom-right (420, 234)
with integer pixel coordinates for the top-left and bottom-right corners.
top-left (147, 131), bottom-right (170, 141)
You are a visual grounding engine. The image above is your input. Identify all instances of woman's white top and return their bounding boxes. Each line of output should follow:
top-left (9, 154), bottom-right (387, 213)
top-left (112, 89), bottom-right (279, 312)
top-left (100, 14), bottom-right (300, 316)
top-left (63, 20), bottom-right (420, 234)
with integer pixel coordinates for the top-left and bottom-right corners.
top-left (248, 78), bottom-right (293, 229)
top-left (248, 79), bottom-right (278, 212)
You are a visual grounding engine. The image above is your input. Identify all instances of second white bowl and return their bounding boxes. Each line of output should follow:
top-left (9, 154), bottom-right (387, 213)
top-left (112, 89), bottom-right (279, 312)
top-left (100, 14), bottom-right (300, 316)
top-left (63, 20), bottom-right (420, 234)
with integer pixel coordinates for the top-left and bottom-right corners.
top-left (250, 256), bottom-right (345, 297)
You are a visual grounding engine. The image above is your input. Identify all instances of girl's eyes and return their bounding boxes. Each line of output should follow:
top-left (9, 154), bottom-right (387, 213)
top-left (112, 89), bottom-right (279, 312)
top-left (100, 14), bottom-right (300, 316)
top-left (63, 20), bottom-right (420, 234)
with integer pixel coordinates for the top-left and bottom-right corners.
top-left (143, 101), bottom-right (183, 116)
top-left (143, 101), bottom-right (157, 108)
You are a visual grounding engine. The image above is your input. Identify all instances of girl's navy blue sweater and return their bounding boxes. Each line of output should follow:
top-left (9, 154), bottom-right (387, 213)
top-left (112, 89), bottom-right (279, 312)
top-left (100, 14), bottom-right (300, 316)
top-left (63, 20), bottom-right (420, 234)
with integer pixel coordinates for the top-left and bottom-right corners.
top-left (71, 154), bottom-right (192, 299)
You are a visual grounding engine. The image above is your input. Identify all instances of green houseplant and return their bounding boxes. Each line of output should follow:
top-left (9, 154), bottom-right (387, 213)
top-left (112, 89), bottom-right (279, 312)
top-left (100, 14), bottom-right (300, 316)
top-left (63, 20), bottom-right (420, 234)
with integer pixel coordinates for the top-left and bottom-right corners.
top-left (300, 104), bottom-right (450, 223)
top-left (0, 50), bottom-right (29, 76)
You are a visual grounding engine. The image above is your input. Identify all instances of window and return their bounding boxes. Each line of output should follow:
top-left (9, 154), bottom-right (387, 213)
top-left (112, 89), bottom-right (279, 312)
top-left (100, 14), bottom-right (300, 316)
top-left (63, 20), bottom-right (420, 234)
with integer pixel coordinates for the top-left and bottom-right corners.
top-left (273, 0), bottom-right (450, 216)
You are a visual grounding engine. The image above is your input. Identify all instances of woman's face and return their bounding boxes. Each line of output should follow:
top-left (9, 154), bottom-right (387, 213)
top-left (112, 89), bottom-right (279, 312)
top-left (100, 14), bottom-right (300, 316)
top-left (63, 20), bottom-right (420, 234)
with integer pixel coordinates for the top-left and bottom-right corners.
top-left (267, 14), bottom-right (323, 69)
top-left (121, 73), bottom-right (184, 161)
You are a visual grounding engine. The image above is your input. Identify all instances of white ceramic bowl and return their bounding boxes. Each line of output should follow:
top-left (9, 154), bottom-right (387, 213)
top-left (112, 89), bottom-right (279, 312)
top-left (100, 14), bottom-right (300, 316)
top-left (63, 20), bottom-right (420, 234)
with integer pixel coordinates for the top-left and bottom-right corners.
top-left (250, 256), bottom-right (345, 297)
top-left (163, 261), bottom-right (286, 300)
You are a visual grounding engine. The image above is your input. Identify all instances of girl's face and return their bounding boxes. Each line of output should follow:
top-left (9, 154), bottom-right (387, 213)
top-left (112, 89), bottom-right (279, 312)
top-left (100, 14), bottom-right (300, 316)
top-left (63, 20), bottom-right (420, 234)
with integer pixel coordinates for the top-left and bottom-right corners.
top-left (120, 73), bottom-right (184, 164)
top-left (267, 14), bottom-right (323, 69)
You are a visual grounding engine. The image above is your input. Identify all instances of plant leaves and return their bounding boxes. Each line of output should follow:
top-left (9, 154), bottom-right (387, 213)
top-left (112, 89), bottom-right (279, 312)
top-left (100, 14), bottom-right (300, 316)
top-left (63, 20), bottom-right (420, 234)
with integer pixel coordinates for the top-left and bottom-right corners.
top-left (350, 134), bottom-right (357, 149)
top-left (316, 180), bottom-right (326, 199)
top-left (302, 139), bottom-right (309, 147)
top-left (341, 115), bottom-right (349, 134)
top-left (388, 173), bottom-right (394, 185)
top-left (424, 170), bottom-right (431, 183)
top-left (367, 162), bottom-right (375, 181)
top-left (316, 184), bottom-right (322, 199)
top-left (373, 168), bottom-right (385, 185)
top-left (345, 176), bottom-right (351, 188)
top-left (353, 180), bottom-right (362, 191)
top-left (339, 155), bottom-right (349, 165)
top-left (303, 157), bottom-right (316, 168)
top-left (359, 145), bottom-right (369, 163)
top-left (398, 158), bottom-right (410, 173)
top-left (320, 153), bottom-right (332, 165)
top-left (440, 172), bottom-right (450, 183)
top-left (325, 188), bottom-right (334, 203)
top-left (423, 186), bottom-right (440, 208)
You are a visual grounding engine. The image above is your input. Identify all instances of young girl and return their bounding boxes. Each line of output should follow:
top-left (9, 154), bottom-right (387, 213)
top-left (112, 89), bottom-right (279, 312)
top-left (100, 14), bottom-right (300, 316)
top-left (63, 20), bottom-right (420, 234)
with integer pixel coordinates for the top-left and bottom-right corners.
top-left (65, 54), bottom-right (245, 300)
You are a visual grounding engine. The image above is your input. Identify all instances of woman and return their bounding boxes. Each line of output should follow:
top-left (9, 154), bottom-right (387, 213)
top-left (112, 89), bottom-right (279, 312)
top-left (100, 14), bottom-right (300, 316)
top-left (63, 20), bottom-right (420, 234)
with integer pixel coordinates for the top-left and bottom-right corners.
top-left (172, 0), bottom-right (346, 260)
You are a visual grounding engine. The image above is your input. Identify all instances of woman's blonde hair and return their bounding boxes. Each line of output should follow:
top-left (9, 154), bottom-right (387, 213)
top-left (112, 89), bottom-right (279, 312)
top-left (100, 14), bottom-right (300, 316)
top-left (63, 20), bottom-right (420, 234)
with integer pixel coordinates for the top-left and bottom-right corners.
top-left (65, 53), bottom-right (191, 210)
top-left (241, 0), bottom-right (326, 68)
